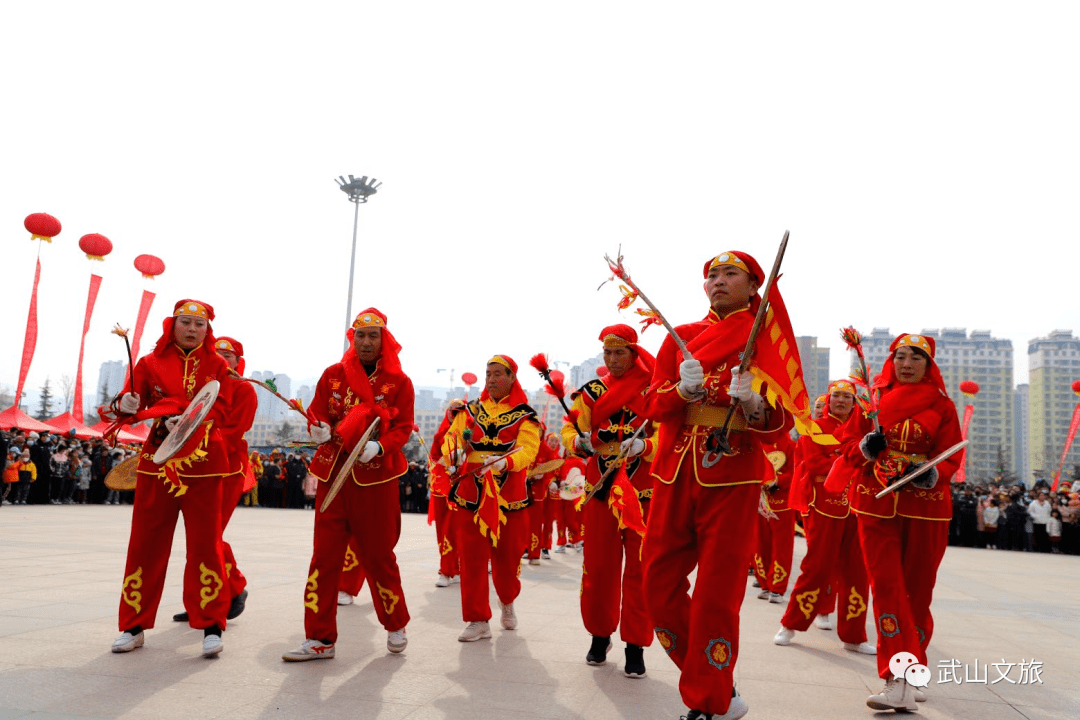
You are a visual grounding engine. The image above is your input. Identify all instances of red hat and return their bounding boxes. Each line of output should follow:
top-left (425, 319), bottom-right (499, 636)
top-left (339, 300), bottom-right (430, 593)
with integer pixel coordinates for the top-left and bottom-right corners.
top-left (598, 323), bottom-right (655, 374)
top-left (152, 298), bottom-right (218, 356)
top-left (343, 307), bottom-right (402, 375)
top-left (874, 332), bottom-right (945, 394)
top-left (702, 251), bottom-right (765, 283)
top-left (215, 336), bottom-right (245, 375)
top-left (487, 354), bottom-right (519, 374)
top-left (483, 354), bottom-right (528, 406)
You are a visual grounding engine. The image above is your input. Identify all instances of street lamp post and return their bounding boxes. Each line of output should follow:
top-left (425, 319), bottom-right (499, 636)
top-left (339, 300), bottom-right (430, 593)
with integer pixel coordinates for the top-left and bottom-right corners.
top-left (336, 174), bottom-right (382, 351)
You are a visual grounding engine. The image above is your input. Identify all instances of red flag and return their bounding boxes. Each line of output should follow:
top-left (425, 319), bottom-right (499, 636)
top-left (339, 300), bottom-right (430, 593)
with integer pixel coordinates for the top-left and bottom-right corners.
top-left (129, 289), bottom-right (156, 366)
top-left (72, 273), bottom-right (103, 423)
top-left (605, 464), bottom-right (646, 537)
top-left (1052, 403), bottom-right (1080, 492)
top-left (954, 404), bottom-right (975, 484)
top-left (15, 259), bottom-right (42, 406)
top-left (474, 469), bottom-right (508, 546)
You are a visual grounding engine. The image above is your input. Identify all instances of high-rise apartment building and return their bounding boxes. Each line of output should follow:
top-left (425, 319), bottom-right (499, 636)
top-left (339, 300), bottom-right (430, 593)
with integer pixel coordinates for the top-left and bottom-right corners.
top-left (1028, 330), bottom-right (1080, 479)
top-left (795, 336), bottom-right (830, 403)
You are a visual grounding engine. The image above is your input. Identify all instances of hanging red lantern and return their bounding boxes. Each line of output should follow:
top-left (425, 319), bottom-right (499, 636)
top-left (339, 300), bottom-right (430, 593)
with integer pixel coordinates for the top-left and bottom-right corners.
top-left (134, 254), bottom-right (165, 278)
top-left (461, 372), bottom-right (477, 386)
top-left (24, 212), bottom-right (62, 242)
top-left (78, 233), bottom-right (113, 261)
top-left (959, 380), bottom-right (980, 396)
top-left (596, 365), bottom-right (609, 378)
top-left (1072, 380), bottom-right (1080, 396)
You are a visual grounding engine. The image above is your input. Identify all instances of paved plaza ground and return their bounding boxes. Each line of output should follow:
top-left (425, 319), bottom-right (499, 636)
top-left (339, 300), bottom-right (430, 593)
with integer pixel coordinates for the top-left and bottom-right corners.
top-left (0, 504), bottom-right (1077, 719)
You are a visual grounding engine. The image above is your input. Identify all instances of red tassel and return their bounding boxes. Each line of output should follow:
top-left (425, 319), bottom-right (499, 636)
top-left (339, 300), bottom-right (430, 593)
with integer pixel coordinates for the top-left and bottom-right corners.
top-left (544, 375), bottom-right (566, 398)
top-left (564, 409), bottom-right (581, 425)
top-left (529, 353), bottom-right (550, 374)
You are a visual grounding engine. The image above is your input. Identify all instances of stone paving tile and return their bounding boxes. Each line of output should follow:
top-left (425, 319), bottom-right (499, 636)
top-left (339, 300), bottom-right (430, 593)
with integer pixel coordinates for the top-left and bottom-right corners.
top-left (1, 505), bottom-right (1077, 719)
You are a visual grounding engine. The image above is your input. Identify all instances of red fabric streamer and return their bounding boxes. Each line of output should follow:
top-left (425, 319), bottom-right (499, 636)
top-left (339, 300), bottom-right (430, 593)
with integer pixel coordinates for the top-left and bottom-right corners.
top-left (129, 289), bottom-right (157, 365)
top-left (954, 403), bottom-right (975, 485)
top-left (15, 259), bottom-right (42, 405)
top-left (607, 464), bottom-right (646, 536)
top-left (474, 468), bottom-right (508, 546)
top-left (1052, 403), bottom-right (1080, 492)
top-left (72, 273), bottom-right (103, 423)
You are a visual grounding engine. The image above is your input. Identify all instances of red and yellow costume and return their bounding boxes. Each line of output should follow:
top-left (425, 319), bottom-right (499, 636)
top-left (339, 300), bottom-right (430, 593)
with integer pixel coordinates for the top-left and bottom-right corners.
top-left (114, 300), bottom-right (234, 633)
top-left (562, 324), bottom-right (656, 647)
top-left (441, 355), bottom-right (540, 623)
top-left (428, 401), bottom-right (464, 580)
top-left (525, 434), bottom-right (562, 561)
top-left (641, 252), bottom-right (795, 717)
top-left (214, 336), bottom-right (257, 603)
top-left (779, 381), bottom-right (870, 643)
top-left (752, 432), bottom-right (797, 597)
top-left (840, 334), bottom-right (962, 679)
top-left (301, 308), bottom-right (413, 643)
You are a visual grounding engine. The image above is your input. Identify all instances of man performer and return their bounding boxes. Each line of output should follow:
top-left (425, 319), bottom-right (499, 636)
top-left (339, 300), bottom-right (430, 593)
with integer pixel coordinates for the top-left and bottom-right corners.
top-left (524, 432), bottom-right (562, 566)
top-left (773, 379), bottom-right (874, 654)
top-left (429, 400), bottom-right (464, 587)
top-left (282, 308), bottom-right (413, 661)
top-left (752, 431), bottom-right (797, 604)
top-left (562, 324), bottom-right (656, 678)
top-left (441, 355), bottom-right (540, 642)
top-left (109, 299), bottom-right (234, 658)
top-left (642, 252), bottom-right (795, 720)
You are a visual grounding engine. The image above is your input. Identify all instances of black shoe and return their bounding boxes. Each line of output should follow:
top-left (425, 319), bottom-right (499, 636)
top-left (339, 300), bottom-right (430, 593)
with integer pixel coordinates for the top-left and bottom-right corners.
top-left (172, 611), bottom-right (189, 622)
top-left (227, 589), bottom-right (248, 620)
top-left (586, 635), bottom-right (612, 666)
top-left (623, 643), bottom-right (647, 678)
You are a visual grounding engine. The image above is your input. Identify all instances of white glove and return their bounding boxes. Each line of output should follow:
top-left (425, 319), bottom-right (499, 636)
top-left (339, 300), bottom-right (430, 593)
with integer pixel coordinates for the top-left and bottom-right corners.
top-left (574, 436), bottom-right (593, 454)
top-left (678, 358), bottom-right (705, 397)
top-left (621, 438), bottom-right (646, 457)
top-left (358, 441), bottom-right (380, 463)
top-left (164, 416), bottom-right (180, 432)
top-left (727, 367), bottom-right (755, 403)
top-left (119, 392), bottom-right (140, 414)
top-left (548, 481), bottom-right (558, 494)
top-left (308, 422), bottom-right (331, 445)
top-left (490, 457), bottom-right (508, 474)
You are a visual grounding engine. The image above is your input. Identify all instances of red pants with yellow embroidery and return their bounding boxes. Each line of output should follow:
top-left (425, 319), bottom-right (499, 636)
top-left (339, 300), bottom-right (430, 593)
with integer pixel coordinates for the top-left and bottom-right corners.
top-left (339, 540), bottom-right (366, 596)
top-left (641, 471), bottom-right (759, 718)
top-left (779, 509), bottom-right (869, 643)
top-left (859, 515), bottom-right (948, 679)
top-left (526, 498), bottom-right (545, 560)
top-left (221, 473), bottom-right (248, 600)
top-left (432, 494), bottom-right (459, 577)
top-left (304, 479), bottom-right (410, 643)
top-left (118, 473), bottom-right (229, 632)
top-left (453, 507), bottom-right (527, 622)
top-left (753, 508), bottom-right (796, 596)
top-left (558, 498), bottom-right (582, 545)
top-left (581, 496), bottom-right (652, 646)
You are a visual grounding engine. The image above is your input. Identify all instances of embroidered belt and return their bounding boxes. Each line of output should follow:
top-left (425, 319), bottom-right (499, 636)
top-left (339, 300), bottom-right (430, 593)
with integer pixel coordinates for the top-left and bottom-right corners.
top-left (885, 449), bottom-right (928, 464)
top-left (595, 442), bottom-right (621, 456)
top-left (467, 450), bottom-right (503, 464)
top-left (684, 404), bottom-right (747, 430)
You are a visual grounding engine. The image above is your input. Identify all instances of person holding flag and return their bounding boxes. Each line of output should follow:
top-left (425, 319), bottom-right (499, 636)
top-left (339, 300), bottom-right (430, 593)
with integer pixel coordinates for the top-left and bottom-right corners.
top-left (562, 324), bottom-right (657, 678)
top-left (441, 355), bottom-right (540, 642)
top-left (282, 308), bottom-right (414, 662)
top-left (641, 250), bottom-right (817, 720)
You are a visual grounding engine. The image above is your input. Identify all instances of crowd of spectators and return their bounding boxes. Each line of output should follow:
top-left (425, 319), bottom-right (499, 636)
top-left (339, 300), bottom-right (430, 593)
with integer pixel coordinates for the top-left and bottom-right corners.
top-left (2, 429), bottom-right (136, 507)
top-left (949, 477), bottom-right (1080, 554)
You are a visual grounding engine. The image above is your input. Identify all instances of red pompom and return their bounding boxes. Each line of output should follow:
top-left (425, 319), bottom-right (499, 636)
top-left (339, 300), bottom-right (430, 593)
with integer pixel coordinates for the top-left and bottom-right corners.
top-left (79, 233), bottom-right (113, 260)
top-left (544, 374), bottom-right (566, 398)
top-left (1072, 380), bottom-right (1080, 395)
top-left (959, 380), bottom-right (980, 396)
top-left (24, 212), bottom-right (61, 240)
top-left (462, 372), bottom-right (477, 386)
top-left (134, 254), bottom-right (165, 278)
top-left (529, 353), bottom-right (550, 373)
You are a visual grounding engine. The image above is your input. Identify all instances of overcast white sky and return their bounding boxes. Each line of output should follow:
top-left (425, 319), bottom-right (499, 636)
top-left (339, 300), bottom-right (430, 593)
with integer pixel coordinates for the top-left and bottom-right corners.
top-left (3, 1), bottom-right (1078, 409)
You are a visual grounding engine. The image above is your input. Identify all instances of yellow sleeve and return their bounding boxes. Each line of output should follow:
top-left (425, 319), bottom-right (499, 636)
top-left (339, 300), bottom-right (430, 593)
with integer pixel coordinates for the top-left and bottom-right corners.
top-left (641, 421), bottom-right (659, 462)
top-left (30, 462), bottom-right (38, 481)
top-left (560, 392), bottom-right (591, 452)
top-left (508, 419), bottom-right (541, 472)
top-left (439, 410), bottom-right (470, 459)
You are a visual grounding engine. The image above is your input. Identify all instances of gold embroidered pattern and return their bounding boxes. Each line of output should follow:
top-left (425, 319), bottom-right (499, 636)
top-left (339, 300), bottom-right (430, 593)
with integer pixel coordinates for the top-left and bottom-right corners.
top-left (846, 586), bottom-right (867, 621)
top-left (377, 581), bottom-right (400, 615)
top-left (122, 567), bottom-right (144, 614)
top-left (440, 537), bottom-right (453, 556)
top-left (342, 546), bottom-right (359, 572)
top-left (305, 570), bottom-right (320, 613)
top-left (183, 356), bottom-right (201, 400)
top-left (771, 560), bottom-right (788, 586)
top-left (199, 562), bottom-right (223, 609)
top-left (796, 588), bottom-right (820, 620)
top-left (753, 553), bottom-right (765, 580)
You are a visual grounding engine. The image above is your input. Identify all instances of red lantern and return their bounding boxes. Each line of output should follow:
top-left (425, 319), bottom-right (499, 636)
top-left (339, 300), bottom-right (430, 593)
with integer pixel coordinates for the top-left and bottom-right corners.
top-left (24, 212), bottom-right (62, 242)
top-left (79, 233), bottom-right (113, 261)
top-left (134, 254), bottom-right (165, 279)
top-left (461, 372), bottom-right (478, 386)
top-left (959, 380), bottom-right (980, 396)
top-left (596, 365), bottom-right (609, 378)
top-left (1072, 380), bottom-right (1080, 396)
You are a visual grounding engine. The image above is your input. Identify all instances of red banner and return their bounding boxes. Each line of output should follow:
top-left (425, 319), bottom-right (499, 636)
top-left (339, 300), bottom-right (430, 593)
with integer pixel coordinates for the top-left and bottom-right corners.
top-left (129, 289), bottom-right (157, 367)
top-left (1052, 403), bottom-right (1080, 492)
top-left (72, 273), bottom-right (103, 422)
top-left (954, 403), bottom-right (975, 484)
top-left (14, 259), bottom-right (42, 407)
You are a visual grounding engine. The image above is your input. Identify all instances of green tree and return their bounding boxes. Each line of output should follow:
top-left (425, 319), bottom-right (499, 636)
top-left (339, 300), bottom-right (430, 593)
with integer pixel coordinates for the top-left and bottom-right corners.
top-left (275, 421), bottom-right (295, 443)
top-left (36, 377), bottom-right (54, 420)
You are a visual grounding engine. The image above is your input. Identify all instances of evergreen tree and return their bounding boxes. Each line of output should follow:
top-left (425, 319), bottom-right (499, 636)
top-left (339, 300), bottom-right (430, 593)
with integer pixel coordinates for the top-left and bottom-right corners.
top-left (275, 421), bottom-right (295, 443)
top-left (36, 377), bottom-right (54, 420)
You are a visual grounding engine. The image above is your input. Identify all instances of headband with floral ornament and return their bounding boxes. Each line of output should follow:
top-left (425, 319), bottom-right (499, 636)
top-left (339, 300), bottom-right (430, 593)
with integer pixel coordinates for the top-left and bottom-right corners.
top-left (173, 300), bottom-right (214, 320)
top-left (827, 379), bottom-right (856, 396)
top-left (152, 298), bottom-right (219, 356)
top-left (488, 354), bottom-right (518, 374)
top-left (215, 336), bottom-right (245, 375)
top-left (890, 333), bottom-right (935, 358)
top-left (599, 323), bottom-right (637, 349)
top-left (342, 307), bottom-right (402, 375)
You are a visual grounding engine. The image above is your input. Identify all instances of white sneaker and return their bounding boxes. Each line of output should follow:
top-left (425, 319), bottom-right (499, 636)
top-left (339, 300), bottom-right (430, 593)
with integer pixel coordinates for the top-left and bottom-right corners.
top-left (528, 559), bottom-right (541, 566)
top-left (449, 575), bottom-right (460, 585)
top-left (756, 589), bottom-right (770, 600)
top-left (814, 613), bottom-right (833, 630)
top-left (914, 687), bottom-right (927, 702)
top-left (435, 574), bottom-right (450, 588)
top-left (498, 600), bottom-right (518, 630)
top-left (202, 634), bottom-right (223, 658)
top-left (773, 626), bottom-right (795, 646)
top-left (541, 549), bottom-right (551, 560)
top-left (337, 591), bottom-right (354, 606)
top-left (842, 641), bottom-right (877, 655)
top-left (458, 621), bottom-right (492, 642)
top-left (574, 542), bottom-right (583, 553)
top-left (387, 628), bottom-right (407, 653)
top-left (111, 631), bottom-right (144, 653)
top-left (681, 689), bottom-right (749, 720)
top-left (282, 638), bottom-right (336, 661)
top-left (554, 545), bottom-right (567, 554)
top-left (866, 676), bottom-right (916, 711)
top-left (768, 593), bottom-right (784, 604)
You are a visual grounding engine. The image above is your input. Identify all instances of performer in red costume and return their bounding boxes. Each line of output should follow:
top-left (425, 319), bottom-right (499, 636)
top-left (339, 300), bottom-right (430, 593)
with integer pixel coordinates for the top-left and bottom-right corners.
top-left (430, 400), bottom-right (464, 587)
top-left (525, 433), bottom-right (562, 566)
top-left (441, 355), bottom-right (540, 642)
top-left (848, 334), bottom-right (962, 711)
top-left (109, 299), bottom-right (235, 658)
top-left (171, 336), bottom-right (255, 624)
top-left (562, 324), bottom-right (656, 677)
top-left (642, 252), bottom-right (795, 720)
top-left (774, 380), bottom-right (873, 653)
top-left (752, 431), bottom-right (797, 603)
top-left (282, 308), bottom-right (413, 661)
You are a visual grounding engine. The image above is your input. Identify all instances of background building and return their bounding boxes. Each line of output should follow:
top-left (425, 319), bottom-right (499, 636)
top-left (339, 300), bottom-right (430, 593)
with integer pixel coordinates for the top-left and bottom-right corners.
top-left (1028, 330), bottom-right (1080, 481)
top-left (796, 336), bottom-right (830, 403)
top-left (1014, 384), bottom-right (1031, 483)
